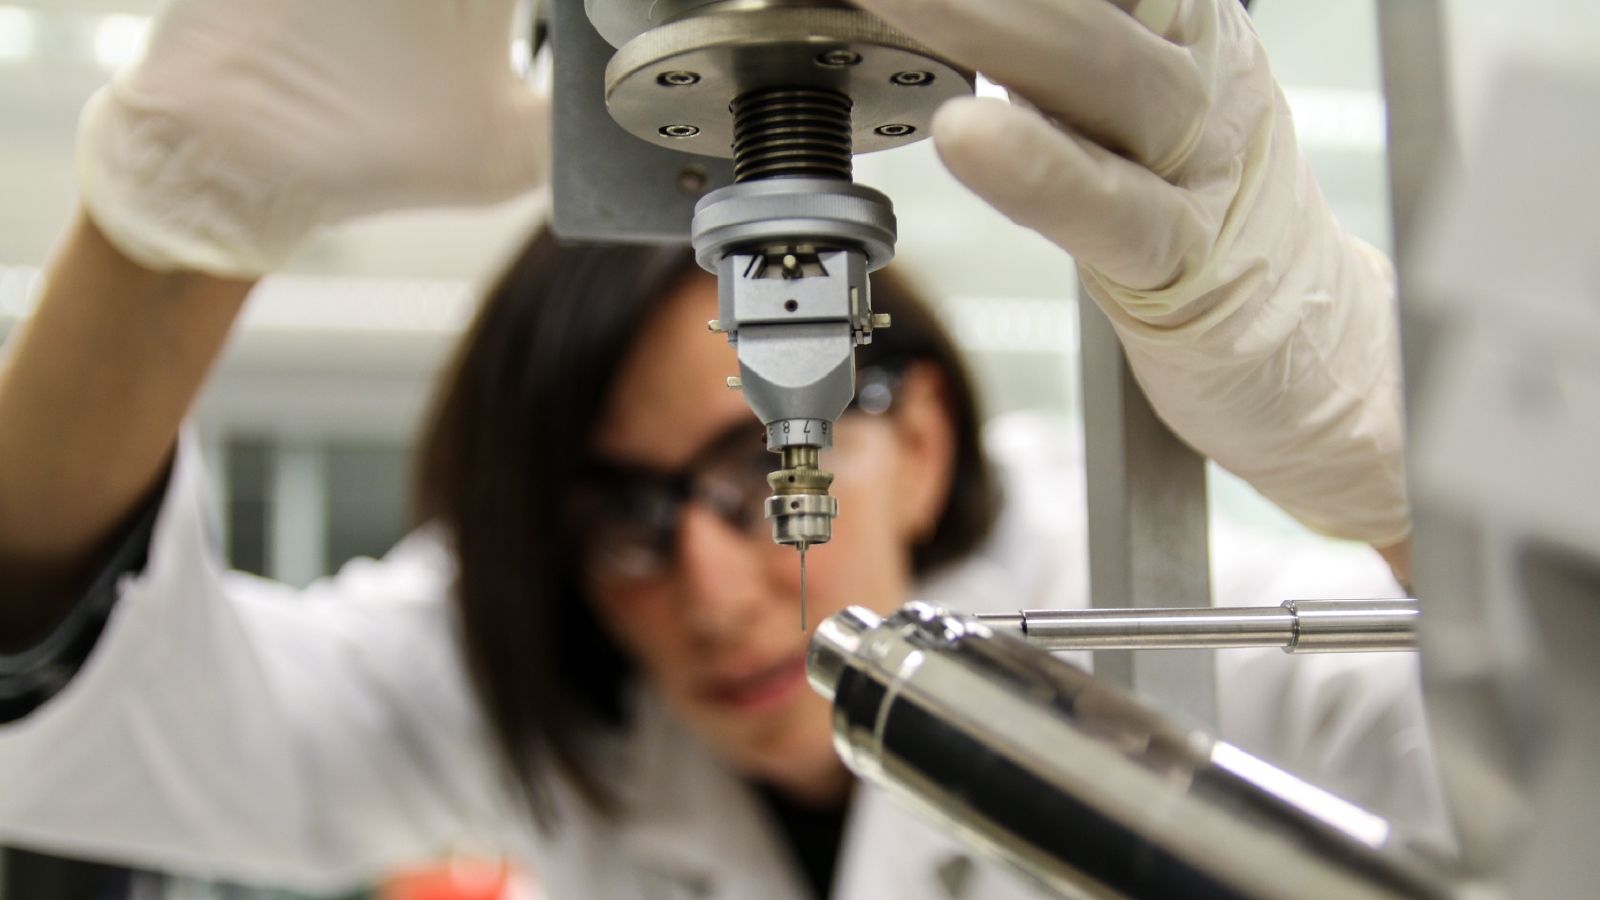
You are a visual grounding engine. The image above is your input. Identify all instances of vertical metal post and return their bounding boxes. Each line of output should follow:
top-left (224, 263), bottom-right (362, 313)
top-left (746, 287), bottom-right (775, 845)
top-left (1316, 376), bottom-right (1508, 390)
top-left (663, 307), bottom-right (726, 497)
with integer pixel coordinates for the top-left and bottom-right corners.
top-left (269, 442), bottom-right (328, 589)
top-left (201, 427), bottom-right (229, 558)
top-left (1078, 292), bottom-right (1215, 728)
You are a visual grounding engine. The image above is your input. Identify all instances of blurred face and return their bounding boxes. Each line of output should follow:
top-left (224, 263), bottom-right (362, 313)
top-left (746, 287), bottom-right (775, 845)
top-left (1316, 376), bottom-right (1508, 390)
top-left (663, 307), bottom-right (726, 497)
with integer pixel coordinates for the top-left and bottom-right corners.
top-left (584, 272), bottom-right (957, 807)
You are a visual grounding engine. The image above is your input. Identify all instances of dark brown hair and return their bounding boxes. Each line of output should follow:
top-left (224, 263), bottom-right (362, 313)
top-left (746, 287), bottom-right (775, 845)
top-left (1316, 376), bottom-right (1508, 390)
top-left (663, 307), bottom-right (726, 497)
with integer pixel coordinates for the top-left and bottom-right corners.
top-left (417, 229), bottom-right (996, 824)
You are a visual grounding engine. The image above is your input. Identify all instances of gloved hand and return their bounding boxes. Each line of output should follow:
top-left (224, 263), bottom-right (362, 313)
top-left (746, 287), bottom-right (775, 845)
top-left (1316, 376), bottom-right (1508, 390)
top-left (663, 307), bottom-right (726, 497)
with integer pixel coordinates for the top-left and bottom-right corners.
top-left (78, 0), bottom-right (549, 279)
top-left (852, 0), bottom-right (1409, 546)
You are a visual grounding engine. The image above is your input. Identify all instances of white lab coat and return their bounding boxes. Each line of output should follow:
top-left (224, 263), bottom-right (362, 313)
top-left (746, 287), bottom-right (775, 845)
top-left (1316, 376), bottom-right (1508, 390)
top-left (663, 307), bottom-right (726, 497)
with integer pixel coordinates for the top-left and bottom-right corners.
top-left (0, 413), bottom-right (1448, 899)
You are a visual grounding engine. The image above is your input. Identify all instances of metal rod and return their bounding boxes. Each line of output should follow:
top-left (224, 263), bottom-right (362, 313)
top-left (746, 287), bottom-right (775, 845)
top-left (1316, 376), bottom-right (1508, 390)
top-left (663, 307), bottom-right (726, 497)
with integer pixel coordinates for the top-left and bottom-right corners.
top-left (977, 599), bottom-right (1419, 653)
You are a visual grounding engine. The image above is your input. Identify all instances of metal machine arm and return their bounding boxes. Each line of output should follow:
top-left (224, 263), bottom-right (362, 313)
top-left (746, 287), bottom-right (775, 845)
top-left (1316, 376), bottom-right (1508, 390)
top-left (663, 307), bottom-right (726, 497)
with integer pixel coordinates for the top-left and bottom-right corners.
top-left (555, 0), bottom-right (974, 624)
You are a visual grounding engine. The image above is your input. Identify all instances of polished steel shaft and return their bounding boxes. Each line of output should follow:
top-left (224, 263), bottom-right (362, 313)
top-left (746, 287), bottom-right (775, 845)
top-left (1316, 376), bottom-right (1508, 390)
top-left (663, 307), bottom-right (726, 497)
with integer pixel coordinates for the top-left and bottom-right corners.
top-left (977, 599), bottom-right (1418, 654)
top-left (809, 602), bottom-right (1451, 900)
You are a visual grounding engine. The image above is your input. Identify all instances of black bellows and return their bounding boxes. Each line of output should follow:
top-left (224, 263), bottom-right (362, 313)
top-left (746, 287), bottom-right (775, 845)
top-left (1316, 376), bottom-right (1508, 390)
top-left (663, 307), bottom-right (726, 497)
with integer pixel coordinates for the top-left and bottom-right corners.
top-left (731, 86), bottom-right (853, 182)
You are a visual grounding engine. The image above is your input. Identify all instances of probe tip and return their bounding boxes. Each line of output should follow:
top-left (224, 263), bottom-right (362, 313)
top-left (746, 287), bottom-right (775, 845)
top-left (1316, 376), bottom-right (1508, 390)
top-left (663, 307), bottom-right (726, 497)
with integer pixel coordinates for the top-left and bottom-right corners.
top-left (799, 543), bottom-right (808, 632)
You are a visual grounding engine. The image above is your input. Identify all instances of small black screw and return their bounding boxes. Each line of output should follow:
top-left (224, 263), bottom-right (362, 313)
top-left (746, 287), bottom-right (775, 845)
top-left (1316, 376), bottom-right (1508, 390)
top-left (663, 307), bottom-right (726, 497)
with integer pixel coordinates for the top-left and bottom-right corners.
top-left (659, 124), bottom-right (700, 138)
top-left (657, 70), bottom-right (701, 86)
top-left (784, 299), bottom-right (799, 312)
top-left (891, 71), bottom-right (934, 86)
top-left (816, 49), bottom-right (862, 67)
top-left (875, 123), bottom-right (915, 137)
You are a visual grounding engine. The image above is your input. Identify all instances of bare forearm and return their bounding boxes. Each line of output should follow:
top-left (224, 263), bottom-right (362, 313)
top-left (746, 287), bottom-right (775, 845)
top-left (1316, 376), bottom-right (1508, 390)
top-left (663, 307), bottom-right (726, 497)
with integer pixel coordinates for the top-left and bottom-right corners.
top-left (0, 213), bottom-right (253, 645)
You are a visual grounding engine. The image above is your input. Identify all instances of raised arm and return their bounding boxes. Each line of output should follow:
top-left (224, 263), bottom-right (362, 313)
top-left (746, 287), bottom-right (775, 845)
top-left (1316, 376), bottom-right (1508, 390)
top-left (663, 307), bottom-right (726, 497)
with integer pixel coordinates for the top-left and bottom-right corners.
top-left (0, 217), bottom-right (250, 645)
top-left (851, 0), bottom-right (1415, 581)
top-left (0, 0), bottom-right (550, 883)
top-left (0, 0), bottom-right (547, 646)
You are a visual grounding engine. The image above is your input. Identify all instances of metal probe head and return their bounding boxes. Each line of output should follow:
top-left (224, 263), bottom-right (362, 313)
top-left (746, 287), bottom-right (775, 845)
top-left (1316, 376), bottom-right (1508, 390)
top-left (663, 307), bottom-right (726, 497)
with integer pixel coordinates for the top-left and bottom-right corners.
top-left (763, 446), bottom-right (837, 546)
top-left (763, 445), bottom-right (835, 630)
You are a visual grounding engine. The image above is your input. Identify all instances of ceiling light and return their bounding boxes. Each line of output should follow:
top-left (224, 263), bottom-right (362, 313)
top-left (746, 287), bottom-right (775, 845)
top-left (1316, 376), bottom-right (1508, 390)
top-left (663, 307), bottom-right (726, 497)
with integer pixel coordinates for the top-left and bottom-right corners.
top-left (0, 6), bottom-right (36, 63)
top-left (95, 13), bottom-right (151, 70)
top-left (1283, 86), bottom-right (1387, 151)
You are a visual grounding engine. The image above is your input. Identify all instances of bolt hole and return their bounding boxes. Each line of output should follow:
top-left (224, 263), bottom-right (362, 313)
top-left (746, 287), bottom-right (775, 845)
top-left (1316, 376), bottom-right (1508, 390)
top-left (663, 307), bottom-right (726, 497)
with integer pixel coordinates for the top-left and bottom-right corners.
top-left (660, 124), bottom-right (700, 138)
top-left (891, 71), bottom-right (934, 86)
top-left (784, 299), bottom-right (799, 312)
top-left (657, 70), bottom-right (701, 86)
top-left (677, 164), bottom-right (710, 197)
top-left (875, 124), bottom-right (915, 137)
top-left (816, 49), bottom-right (862, 67)
top-left (790, 500), bottom-right (801, 510)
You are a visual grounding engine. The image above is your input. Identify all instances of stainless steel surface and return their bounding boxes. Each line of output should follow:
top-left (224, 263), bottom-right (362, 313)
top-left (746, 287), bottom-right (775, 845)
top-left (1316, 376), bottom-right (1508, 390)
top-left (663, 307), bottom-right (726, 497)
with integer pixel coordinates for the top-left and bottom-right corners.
top-left (692, 178), bottom-right (893, 557)
top-left (762, 418), bottom-right (838, 450)
top-left (604, 4), bottom-right (972, 157)
top-left (809, 602), bottom-right (1452, 900)
top-left (691, 179), bottom-right (895, 272)
top-left (764, 491), bottom-right (839, 529)
top-left (552, 0), bottom-right (734, 241)
top-left (978, 600), bottom-right (1419, 653)
top-left (766, 443), bottom-right (833, 626)
top-left (585, 0), bottom-right (782, 49)
top-left (1288, 600), bottom-right (1419, 652)
top-left (587, 0), bottom-right (864, 48)
top-left (765, 489), bottom-right (839, 543)
top-left (586, 0), bottom-right (930, 569)
top-left (1078, 293), bottom-right (1216, 727)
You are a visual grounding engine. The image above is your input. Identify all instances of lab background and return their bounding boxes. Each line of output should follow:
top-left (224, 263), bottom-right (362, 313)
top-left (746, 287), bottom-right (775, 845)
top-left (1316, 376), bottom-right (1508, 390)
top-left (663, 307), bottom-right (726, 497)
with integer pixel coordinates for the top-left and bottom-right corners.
top-left (0, 0), bottom-right (1396, 897)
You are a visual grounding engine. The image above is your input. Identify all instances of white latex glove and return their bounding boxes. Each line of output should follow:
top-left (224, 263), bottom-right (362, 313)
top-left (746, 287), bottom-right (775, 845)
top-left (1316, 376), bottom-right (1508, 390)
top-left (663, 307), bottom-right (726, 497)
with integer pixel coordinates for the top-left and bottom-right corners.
top-left (78, 0), bottom-right (549, 279)
top-left (852, 0), bottom-right (1409, 546)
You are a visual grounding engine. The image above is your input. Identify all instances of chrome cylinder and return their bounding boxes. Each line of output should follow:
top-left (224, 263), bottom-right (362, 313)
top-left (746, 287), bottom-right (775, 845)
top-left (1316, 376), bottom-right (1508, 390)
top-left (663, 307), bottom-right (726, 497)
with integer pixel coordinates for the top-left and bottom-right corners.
top-left (764, 491), bottom-right (838, 546)
top-left (808, 602), bottom-right (1451, 900)
top-left (1285, 600), bottom-right (1420, 652)
top-left (977, 599), bottom-right (1419, 653)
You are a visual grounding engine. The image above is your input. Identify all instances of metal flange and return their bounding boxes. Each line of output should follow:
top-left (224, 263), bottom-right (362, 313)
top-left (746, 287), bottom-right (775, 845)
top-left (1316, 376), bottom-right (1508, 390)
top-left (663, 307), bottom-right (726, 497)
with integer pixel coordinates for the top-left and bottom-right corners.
top-left (605, 4), bottom-right (974, 158)
top-left (691, 178), bottom-right (896, 271)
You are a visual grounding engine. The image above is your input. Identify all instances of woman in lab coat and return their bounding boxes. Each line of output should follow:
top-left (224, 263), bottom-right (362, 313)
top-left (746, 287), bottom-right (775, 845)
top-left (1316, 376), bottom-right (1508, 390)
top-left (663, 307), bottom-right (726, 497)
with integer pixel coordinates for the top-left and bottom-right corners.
top-left (0, 0), bottom-right (1445, 897)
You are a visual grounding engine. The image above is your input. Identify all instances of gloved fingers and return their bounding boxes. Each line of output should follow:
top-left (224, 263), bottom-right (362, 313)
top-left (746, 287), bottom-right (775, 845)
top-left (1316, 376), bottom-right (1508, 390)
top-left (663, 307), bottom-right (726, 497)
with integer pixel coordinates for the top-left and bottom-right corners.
top-left (851, 0), bottom-right (1208, 173)
top-left (931, 97), bottom-right (1210, 290)
top-left (120, 0), bottom-right (542, 168)
top-left (82, 0), bottom-right (548, 278)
